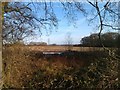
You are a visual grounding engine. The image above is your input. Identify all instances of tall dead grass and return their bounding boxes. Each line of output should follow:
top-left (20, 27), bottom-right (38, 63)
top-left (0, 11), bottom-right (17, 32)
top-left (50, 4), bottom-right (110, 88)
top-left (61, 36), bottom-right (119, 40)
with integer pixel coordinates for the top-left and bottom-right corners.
top-left (3, 44), bottom-right (86, 88)
top-left (3, 44), bottom-right (37, 88)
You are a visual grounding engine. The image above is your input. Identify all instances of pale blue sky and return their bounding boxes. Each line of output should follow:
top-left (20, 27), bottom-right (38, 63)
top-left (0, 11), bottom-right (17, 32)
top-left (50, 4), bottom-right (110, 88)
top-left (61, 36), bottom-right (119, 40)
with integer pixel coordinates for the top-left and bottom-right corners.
top-left (24, 2), bottom-right (117, 45)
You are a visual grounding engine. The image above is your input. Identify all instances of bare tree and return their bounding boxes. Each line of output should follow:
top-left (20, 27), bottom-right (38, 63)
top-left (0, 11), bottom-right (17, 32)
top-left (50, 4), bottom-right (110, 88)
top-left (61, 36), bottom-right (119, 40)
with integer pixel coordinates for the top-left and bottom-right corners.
top-left (65, 32), bottom-right (73, 51)
top-left (2, 2), bottom-right (58, 44)
top-left (85, 0), bottom-right (119, 88)
top-left (2, 1), bottom-right (86, 44)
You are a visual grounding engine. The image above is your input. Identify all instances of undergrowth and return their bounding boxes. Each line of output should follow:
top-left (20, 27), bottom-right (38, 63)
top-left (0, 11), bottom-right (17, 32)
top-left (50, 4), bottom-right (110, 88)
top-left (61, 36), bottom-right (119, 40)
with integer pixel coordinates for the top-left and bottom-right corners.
top-left (2, 44), bottom-right (119, 89)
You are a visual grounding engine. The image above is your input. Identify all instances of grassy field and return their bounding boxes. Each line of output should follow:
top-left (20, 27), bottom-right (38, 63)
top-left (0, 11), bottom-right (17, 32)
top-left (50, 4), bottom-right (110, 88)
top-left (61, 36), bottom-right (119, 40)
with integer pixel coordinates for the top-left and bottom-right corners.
top-left (25, 45), bottom-right (104, 52)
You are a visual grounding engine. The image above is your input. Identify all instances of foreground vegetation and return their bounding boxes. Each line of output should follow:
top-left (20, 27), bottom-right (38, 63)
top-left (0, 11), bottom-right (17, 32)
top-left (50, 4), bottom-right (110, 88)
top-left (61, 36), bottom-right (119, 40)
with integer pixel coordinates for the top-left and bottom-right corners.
top-left (2, 44), bottom-right (120, 89)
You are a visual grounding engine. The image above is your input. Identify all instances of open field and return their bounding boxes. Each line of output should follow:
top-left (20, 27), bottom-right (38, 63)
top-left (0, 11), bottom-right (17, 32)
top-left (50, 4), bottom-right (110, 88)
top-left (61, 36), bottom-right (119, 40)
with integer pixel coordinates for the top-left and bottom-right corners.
top-left (25, 45), bottom-right (104, 52)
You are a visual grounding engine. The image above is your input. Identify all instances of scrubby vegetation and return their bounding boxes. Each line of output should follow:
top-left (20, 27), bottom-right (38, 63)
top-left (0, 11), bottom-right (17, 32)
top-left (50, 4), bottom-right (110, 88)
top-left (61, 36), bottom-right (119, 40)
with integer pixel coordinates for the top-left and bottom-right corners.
top-left (2, 44), bottom-right (119, 89)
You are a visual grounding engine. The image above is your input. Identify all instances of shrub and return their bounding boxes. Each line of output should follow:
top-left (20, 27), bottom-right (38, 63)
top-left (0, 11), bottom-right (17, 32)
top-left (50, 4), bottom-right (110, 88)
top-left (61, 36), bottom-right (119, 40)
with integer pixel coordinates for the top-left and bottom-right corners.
top-left (3, 44), bottom-right (37, 88)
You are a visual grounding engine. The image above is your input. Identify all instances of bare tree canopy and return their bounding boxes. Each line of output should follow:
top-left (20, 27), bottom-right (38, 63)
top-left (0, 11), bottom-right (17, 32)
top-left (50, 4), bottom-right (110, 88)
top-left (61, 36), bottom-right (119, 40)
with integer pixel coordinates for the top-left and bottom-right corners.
top-left (2, 1), bottom-right (87, 44)
top-left (86, 1), bottom-right (119, 37)
top-left (2, 1), bottom-right (120, 45)
top-left (2, 2), bottom-right (59, 44)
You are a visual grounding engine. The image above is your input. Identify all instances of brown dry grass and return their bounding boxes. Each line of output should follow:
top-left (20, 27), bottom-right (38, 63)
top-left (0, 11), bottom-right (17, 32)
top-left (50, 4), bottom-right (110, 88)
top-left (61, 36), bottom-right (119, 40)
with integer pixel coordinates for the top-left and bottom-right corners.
top-left (3, 44), bottom-right (35, 88)
top-left (26, 45), bottom-right (103, 52)
top-left (4, 44), bottom-right (119, 89)
top-left (3, 44), bottom-right (89, 88)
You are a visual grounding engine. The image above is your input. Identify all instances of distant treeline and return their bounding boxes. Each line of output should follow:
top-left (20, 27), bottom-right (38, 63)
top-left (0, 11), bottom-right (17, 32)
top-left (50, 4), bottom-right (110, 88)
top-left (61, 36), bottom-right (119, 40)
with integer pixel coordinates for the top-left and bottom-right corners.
top-left (79, 32), bottom-right (120, 47)
top-left (29, 42), bottom-right (47, 45)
